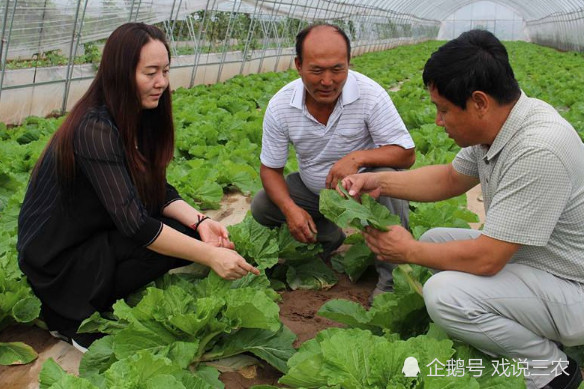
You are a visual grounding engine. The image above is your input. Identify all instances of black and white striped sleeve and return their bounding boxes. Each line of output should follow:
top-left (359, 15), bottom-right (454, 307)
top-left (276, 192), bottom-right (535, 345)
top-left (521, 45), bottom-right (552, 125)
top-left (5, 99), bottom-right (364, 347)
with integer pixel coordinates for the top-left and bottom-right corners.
top-left (74, 115), bottom-right (162, 246)
top-left (163, 182), bottom-right (182, 208)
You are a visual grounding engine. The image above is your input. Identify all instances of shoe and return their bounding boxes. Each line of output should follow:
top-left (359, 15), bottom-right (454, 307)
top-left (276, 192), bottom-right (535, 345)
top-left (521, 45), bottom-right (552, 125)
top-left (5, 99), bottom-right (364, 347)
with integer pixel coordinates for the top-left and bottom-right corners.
top-left (368, 286), bottom-right (393, 305)
top-left (541, 357), bottom-right (582, 389)
top-left (50, 329), bottom-right (104, 353)
top-left (320, 230), bottom-right (346, 260)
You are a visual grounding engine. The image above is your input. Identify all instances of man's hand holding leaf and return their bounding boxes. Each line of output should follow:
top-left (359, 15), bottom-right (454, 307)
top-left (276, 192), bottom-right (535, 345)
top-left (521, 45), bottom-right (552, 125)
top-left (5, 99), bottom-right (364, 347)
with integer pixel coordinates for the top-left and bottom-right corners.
top-left (363, 225), bottom-right (414, 264)
top-left (284, 204), bottom-right (317, 244)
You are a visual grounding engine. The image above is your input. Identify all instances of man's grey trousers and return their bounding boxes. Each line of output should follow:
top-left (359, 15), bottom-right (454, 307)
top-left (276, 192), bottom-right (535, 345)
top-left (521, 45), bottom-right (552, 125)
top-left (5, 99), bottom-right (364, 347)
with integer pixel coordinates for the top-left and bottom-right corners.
top-left (421, 227), bottom-right (584, 389)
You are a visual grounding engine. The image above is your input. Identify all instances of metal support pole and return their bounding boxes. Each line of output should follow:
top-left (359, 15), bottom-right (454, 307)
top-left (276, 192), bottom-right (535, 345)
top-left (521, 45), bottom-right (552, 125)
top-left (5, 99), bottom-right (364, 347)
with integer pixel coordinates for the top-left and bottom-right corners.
top-left (37, 0), bottom-right (48, 59)
top-left (168, 0), bottom-right (184, 45)
top-left (187, 15), bottom-right (199, 88)
top-left (216, 0), bottom-right (238, 84)
top-left (61, 0), bottom-right (88, 115)
top-left (270, 0), bottom-right (286, 72)
top-left (0, 0), bottom-right (17, 105)
top-left (129, 0), bottom-right (144, 22)
top-left (239, 0), bottom-right (261, 75)
top-left (128, 0), bottom-right (136, 22)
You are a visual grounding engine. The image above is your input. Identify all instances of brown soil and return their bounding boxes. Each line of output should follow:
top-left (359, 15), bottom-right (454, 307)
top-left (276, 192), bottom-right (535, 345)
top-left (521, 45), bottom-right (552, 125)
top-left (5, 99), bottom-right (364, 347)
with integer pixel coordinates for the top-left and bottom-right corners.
top-left (219, 267), bottom-right (378, 388)
top-left (0, 189), bottom-right (485, 388)
top-left (0, 325), bottom-right (82, 389)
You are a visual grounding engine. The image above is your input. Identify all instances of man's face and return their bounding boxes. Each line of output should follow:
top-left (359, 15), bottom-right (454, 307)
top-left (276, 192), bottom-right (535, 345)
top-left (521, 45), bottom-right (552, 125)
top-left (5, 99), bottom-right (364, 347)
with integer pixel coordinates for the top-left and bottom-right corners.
top-left (429, 86), bottom-right (482, 148)
top-left (295, 27), bottom-right (349, 108)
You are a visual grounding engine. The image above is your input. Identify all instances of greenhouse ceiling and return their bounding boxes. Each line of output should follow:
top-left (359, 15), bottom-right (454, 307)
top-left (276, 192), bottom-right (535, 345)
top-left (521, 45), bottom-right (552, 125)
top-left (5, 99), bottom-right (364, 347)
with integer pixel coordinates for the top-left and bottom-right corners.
top-left (350, 0), bottom-right (584, 21)
top-left (4, 0), bottom-right (581, 23)
top-left (2, 0), bottom-right (583, 59)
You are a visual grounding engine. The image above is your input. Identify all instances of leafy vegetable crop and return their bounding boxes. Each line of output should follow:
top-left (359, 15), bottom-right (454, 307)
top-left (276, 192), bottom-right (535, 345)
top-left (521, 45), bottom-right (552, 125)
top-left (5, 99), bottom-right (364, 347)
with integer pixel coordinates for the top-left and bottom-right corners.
top-left (68, 272), bottom-right (295, 387)
top-left (277, 325), bottom-right (526, 389)
top-left (228, 213), bottom-right (335, 291)
top-left (1, 39), bottom-right (583, 386)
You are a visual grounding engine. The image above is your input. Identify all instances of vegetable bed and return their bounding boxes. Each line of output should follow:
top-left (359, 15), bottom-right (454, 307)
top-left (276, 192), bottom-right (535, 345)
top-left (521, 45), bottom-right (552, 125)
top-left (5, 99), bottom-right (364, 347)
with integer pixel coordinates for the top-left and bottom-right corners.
top-left (1, 40), bottom-right (583, 388)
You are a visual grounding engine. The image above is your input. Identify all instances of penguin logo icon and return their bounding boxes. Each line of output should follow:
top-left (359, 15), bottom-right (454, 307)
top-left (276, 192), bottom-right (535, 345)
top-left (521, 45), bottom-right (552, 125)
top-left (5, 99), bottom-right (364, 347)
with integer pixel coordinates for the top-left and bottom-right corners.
top-left (402, 356), bottom-right (420, 377)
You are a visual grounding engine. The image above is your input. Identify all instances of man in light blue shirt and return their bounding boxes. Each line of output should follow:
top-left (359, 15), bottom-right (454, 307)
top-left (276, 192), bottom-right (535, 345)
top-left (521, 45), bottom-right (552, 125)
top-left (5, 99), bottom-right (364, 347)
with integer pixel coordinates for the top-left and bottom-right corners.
top-left (342, 30), bottom-right (584, 389)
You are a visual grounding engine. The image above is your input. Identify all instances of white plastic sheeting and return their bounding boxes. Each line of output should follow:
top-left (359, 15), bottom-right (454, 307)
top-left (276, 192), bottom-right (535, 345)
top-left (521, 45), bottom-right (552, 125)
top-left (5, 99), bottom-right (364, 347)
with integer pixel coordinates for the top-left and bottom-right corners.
top-left (438, 1), bottom-right (526, 40)
top-left (1, 0), bottom-right (583, 123)
top-left (1, 0), bottom-right (232, 59)
top-left (0, 0), bottom-right (440, 58)
top-left (2, 0), bottom-right (583, 59)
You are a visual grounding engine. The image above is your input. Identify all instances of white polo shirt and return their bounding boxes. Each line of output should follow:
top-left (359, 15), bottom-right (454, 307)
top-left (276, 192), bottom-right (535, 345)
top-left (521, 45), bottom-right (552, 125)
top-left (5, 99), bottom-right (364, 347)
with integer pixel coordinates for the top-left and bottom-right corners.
top-left (260, 70), bottom-right (414, 194)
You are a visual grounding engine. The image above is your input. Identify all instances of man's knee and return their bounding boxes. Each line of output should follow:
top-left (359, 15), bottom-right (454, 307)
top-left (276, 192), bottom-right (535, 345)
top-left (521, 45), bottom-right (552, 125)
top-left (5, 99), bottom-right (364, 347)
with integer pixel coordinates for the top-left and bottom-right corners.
top-left (419, 228), bottom-right (451, 243)
top-left (423, 272), bottom-right (465, 326)
top-left (419, 227), bottom-right (481, 243)
top-left (250, 190), bottom-right (266, 219)
top-left (250, 190), bottom-right (282, 227)
top-left (377, 195), bottom-right (408, 221)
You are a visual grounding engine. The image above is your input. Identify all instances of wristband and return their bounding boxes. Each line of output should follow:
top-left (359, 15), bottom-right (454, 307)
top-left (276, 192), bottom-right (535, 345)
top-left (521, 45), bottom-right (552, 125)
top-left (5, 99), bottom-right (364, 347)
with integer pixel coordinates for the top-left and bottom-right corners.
top-left (190, 215), bottom-right (210, 234)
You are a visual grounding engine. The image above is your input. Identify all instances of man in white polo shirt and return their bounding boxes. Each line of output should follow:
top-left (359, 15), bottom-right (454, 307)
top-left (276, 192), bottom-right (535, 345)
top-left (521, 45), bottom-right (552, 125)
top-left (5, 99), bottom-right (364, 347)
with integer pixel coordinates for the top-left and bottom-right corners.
top-left (251, 23), bottom-right (415, 296)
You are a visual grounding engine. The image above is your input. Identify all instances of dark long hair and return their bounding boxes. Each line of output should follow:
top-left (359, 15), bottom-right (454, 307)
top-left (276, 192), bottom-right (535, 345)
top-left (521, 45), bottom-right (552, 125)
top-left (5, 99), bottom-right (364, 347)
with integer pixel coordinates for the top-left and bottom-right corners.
top-left (423, 29), bottom-right (520, 109)
top-left (38, 22), bottom-right (174, 212)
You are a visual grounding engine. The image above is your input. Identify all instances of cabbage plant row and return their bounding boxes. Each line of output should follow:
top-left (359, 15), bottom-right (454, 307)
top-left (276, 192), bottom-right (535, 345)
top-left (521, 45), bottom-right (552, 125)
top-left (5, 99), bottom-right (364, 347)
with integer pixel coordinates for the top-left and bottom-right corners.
top-left (0, 40), bottom-right (583, 387)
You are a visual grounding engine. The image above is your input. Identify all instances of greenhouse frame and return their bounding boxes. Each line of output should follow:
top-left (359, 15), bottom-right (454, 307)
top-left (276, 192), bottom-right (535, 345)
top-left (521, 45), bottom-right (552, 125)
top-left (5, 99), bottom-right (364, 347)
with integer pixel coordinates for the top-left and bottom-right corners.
top-left (1, 0), bottom-right (583, 124)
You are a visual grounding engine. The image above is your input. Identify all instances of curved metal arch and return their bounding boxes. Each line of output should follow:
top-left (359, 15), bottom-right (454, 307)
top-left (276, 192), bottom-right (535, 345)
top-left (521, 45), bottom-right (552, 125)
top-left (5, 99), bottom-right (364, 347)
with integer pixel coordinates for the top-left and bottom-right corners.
top-left (413, 0), bottom-right (537, 21)
top-left (354, 0), bottom-right (582, 23)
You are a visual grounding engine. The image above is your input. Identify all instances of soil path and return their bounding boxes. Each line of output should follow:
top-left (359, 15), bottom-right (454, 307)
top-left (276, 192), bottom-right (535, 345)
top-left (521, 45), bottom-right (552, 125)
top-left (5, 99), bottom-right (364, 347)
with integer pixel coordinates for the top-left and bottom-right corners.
top-left (0, 188), bottom-right (486, 388)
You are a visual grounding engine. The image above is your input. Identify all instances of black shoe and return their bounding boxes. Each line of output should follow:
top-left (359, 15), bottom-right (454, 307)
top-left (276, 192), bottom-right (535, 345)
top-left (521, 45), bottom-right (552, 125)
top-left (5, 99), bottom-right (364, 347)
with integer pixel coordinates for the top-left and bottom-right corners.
top-left (541, 357), bottom-right (583, 389)
top-left (368, 285), bottom-right (394, 305)
top-left (50, 329), bottom-right (105, 353)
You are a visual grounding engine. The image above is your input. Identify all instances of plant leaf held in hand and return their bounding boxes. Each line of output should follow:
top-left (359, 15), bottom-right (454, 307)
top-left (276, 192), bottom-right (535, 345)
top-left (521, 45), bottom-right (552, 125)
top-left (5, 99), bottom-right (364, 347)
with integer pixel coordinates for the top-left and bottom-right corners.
top-left (319, 189), bottom-right (400, 231)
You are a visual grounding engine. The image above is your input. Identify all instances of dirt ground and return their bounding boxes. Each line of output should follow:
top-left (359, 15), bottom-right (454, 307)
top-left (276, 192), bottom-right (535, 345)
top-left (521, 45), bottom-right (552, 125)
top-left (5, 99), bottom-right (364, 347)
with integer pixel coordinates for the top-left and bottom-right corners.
top-left (0, 187), bottom-right (486, 389)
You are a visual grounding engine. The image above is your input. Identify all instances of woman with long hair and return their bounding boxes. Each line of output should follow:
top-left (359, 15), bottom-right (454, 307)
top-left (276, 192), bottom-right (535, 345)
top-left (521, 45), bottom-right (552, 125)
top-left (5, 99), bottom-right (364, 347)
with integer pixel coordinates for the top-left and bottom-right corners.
top-left (17, 23), bottom-right (259, 352)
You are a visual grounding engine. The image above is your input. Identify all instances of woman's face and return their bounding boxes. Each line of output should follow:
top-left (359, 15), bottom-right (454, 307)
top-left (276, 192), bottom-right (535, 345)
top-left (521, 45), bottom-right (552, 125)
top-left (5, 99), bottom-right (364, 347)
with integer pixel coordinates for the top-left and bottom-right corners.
top-left (135, 39), bottom-right (169, 109)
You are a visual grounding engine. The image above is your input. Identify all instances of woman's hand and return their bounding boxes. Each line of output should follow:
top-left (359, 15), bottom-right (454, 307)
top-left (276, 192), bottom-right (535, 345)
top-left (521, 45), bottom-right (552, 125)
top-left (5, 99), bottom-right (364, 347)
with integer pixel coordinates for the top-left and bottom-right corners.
top-left (197, 217), bottom-right (260, 280)
top-left (197, 218), bottom-right (235, 249)
top-left (209, 247), bottom-right (260, 280)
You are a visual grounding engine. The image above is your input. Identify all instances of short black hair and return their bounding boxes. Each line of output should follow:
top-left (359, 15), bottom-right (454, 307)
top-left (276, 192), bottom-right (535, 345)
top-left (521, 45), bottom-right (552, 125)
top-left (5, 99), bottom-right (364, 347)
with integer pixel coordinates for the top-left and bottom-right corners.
top-left (295, 23), bottom-right (351, 64)
top-left (422, 29), bottom-right (521, 109)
